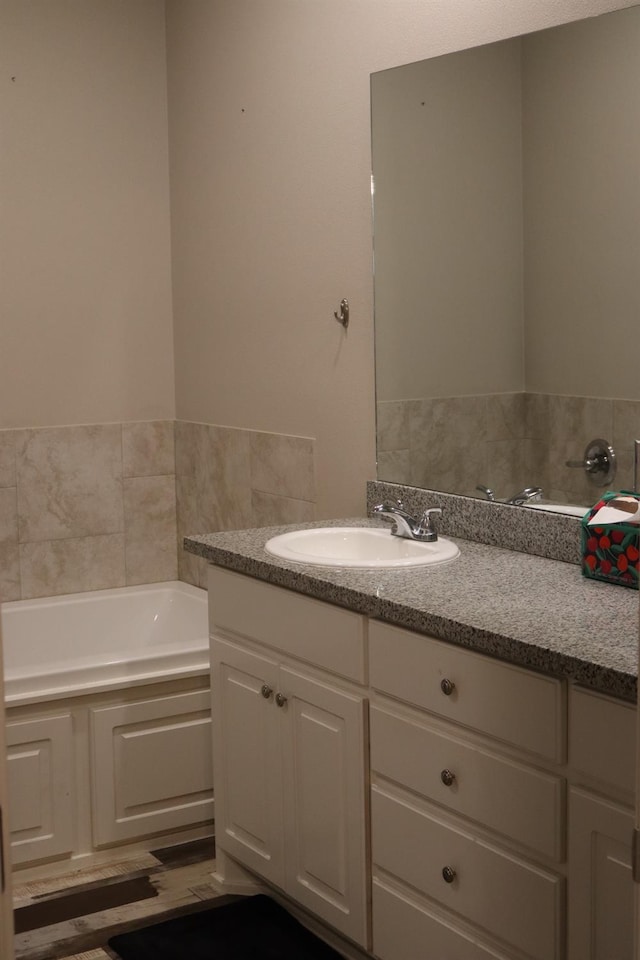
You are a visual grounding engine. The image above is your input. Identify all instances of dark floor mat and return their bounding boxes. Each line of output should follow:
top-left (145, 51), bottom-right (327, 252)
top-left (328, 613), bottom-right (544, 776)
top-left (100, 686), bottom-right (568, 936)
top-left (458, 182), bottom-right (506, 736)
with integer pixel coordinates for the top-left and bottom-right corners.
top-left (108, 893), bottom-right (345, 960)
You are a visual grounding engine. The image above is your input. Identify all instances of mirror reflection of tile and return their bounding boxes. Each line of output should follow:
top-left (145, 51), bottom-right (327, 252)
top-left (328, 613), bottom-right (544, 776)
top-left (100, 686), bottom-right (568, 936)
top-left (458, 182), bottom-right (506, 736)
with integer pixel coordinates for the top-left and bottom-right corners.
top-left (376, 393), bottom-right (640, 508)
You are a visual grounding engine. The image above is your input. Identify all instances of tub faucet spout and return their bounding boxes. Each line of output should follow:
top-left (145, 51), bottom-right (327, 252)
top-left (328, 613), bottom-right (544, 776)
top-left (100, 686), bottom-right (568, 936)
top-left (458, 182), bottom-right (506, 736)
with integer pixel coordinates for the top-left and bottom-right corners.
top-left (506, 486), bottom-right (543, 506)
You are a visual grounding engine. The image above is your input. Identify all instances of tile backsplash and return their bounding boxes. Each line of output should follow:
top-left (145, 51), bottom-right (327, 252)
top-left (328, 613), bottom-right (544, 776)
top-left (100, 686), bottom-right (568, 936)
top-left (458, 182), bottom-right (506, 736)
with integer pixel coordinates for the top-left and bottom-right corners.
top-left (175, 421), bottom-right (316, 588)
top-left (377, 392), bottom-right (640, 507)
top-left (0, 419), bottom-right (316, 600)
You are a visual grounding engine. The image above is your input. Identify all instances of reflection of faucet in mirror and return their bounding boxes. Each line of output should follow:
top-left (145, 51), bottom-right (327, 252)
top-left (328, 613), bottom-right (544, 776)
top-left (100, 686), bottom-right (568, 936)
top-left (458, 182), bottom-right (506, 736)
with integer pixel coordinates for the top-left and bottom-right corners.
top-left (476, 484), bottom-right (543, 506)
top-left (505, 486), bottom-right (543, 506)
top-left (371, 4), bottom-right (640, 516)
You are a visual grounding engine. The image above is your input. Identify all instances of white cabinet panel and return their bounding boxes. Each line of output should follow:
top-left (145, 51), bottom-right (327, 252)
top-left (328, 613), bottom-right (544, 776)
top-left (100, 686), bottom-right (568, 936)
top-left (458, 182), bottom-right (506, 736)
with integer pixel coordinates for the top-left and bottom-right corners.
top-left (568, 787), bottom-right (633, 960)
top-left (208, 567), bottom-right (366, 682)
top-left (7, 714), bottom-right (74, 866)
top-left (570, 686), bottom-right (635, 796)
top-left (91, 690), bottom-right (213, 846)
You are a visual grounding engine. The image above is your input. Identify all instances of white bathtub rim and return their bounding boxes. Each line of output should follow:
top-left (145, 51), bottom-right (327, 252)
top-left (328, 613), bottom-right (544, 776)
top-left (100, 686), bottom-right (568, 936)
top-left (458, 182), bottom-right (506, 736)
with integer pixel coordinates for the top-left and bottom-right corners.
top-left (4, 658), bottom-right (210, 707)
top-left (2, 580), bottom-right (209, 707)
top-left (2, 579), bottom-right (205, 612)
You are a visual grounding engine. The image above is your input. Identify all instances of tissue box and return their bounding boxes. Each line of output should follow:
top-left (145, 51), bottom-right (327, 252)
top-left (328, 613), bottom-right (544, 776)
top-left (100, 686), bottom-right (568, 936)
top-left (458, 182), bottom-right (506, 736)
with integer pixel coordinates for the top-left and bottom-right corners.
top-left (581, 491), bottom-right (640, 589)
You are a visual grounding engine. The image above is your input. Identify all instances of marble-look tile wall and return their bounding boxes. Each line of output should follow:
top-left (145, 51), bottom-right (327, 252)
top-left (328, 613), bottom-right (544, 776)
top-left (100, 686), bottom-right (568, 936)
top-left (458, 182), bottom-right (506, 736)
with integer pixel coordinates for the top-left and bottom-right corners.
top-left (0, 421), bottom-right (177, 601)
top-left (0, 419), bottom-right (317, 600)
top-left (175, 421), bottom-right (316, 588)
top-left (377, 393), bottom-right (640, 507)
top-left (377, 393), bottom-right (527, 500)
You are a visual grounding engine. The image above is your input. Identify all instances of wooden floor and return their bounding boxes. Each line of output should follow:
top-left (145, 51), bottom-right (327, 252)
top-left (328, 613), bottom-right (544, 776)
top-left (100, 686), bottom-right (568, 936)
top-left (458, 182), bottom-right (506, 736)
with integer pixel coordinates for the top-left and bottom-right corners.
top-left (12, 837), bottom-right (222, 960)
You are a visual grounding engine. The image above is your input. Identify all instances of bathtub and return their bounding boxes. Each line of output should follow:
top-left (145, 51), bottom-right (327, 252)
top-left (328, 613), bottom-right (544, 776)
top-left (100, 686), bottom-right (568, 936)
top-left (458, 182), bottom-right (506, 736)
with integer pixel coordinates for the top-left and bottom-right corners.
top-left (2, 580), bottom-right (209, 706)
top-left (2, 581), bottom-right (214, 868)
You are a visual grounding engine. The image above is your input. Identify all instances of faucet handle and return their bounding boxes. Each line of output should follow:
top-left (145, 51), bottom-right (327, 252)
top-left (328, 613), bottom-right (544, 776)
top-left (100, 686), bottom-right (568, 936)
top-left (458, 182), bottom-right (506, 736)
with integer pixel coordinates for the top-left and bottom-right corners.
top-left (414, 507), bottom-right (442, 541)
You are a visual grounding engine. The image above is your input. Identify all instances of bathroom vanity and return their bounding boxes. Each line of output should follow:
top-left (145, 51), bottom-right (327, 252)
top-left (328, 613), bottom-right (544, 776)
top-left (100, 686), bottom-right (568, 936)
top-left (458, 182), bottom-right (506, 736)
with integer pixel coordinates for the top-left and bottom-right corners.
top-left (186, 516), bottom-right (638, 960)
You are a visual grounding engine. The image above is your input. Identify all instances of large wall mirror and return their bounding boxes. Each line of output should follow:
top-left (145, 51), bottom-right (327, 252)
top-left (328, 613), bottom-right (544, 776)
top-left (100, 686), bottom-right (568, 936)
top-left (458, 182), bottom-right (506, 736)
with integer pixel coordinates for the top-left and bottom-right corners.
top-left (372, 4), bottom-right (640, 514)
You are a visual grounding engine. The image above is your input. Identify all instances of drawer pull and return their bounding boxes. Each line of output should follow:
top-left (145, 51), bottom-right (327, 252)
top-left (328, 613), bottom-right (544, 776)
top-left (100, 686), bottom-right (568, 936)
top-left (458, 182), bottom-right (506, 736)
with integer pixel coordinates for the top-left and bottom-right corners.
top-left (440, 769), bottom-right (456, 787)
top-left (442, 865), bottom-right (457, 884)
top-left (275, 692), bottom-right (288, 708)
top-left (260, 684), bottom-right (273, 699)
top-left (440, 678), bottom-right (455, 696)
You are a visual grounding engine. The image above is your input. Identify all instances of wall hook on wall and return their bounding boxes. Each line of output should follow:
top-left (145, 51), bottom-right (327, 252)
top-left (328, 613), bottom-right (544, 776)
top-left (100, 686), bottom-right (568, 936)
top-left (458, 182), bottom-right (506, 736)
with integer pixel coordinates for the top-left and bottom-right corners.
top-left (334, 298), bottom-right (349, 329)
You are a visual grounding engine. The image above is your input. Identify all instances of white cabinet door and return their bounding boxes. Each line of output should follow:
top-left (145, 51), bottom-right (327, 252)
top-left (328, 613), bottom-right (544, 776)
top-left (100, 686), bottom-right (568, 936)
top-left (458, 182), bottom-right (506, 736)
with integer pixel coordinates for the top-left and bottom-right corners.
top-left (0, 614), bottom-right (14, 960)
top-left (281, 666), bottom-right (367, 945)
top-left (570, 787), bottom-right (634, 960)
top-left (211, 637), bottom-right (368, 947)
top-left (211, 639), bottom-right (283, 885)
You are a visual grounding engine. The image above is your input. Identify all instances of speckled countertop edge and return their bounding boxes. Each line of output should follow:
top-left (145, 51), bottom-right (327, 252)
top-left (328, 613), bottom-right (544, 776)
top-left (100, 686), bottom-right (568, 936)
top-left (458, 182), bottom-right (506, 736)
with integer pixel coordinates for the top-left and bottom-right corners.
top-left (185, 517), bottom-right (638, 703)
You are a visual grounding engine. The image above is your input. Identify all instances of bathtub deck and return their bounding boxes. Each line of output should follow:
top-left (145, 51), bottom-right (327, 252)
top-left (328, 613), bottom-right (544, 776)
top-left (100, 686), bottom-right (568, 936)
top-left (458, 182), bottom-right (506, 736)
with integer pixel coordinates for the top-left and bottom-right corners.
top-left (12, 837), bottom-right (221, 960)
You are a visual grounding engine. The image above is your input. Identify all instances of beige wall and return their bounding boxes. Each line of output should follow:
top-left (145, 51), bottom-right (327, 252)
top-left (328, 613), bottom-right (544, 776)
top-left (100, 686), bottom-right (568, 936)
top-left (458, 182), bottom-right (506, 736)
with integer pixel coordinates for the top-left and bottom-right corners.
top-left (2, 1), bottom-right (636, 518)
top-left (0, 0), bottom-right (175, 428)
top-left (166, 0), bottom-right (637, 518)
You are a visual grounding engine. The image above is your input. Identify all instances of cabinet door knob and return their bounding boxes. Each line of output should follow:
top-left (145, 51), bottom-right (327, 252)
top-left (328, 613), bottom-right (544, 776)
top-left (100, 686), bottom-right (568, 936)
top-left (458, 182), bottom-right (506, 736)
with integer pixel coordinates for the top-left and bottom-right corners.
top-left (275, 692), bottom-right (288, 708)
top-left (440, 678), bottom-right (455, 696)
top-left (440, 769), bottom-right (456, 787)
top-left (442, 865), bottom-right (457, 884)
top-left (260, 684), bottom-right (273, 699)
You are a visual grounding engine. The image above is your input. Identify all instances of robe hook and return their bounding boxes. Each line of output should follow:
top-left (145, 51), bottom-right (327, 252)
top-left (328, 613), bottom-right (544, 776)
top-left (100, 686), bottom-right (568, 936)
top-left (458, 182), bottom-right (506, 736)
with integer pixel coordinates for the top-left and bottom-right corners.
top-left (334, 298), bottom-right (349, 328)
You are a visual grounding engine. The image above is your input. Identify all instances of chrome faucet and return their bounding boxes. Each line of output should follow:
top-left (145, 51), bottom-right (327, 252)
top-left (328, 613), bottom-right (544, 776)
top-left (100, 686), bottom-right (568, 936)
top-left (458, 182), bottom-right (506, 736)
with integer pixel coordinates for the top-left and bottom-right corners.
top-left (505, 486), bottom-right (543, 506)
top-left (476, 484), bottom-right (496, 502)
top-left (373, 500), bottom-right (442, 542)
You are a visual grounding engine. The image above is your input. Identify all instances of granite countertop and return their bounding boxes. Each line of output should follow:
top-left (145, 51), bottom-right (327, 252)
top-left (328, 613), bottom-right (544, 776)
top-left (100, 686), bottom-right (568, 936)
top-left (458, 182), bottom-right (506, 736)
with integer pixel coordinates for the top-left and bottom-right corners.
top-left (185, 518), bottom-right (639, 703)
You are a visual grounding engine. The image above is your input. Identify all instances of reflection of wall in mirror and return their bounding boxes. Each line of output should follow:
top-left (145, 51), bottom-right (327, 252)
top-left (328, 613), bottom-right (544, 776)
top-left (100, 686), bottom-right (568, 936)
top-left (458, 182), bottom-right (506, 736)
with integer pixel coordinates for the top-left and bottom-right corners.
top-left (373, 6), bottom-right (640, 505)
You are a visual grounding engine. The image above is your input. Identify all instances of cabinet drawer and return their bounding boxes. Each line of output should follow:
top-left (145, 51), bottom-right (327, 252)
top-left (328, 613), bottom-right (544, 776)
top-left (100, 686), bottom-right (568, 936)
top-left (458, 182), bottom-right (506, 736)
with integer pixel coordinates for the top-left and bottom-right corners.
top-left (372, 786), bottom-right (562, 960)
top-left (208, 567), bottom-right (366, 682)
top-left (371, 704), bottom-right (563, 860)
top-left (369, 620), bottom-right (563, 761)
top-left (372, 878), bottom-right (511, 960)
top-left (569, 686), bottom-right (635, 796)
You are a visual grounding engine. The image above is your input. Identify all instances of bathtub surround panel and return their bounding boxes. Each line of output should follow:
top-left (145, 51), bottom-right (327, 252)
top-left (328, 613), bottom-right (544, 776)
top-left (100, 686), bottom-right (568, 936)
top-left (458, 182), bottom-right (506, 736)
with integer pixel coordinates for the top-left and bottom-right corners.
top-left (19, 534), bottom-right (127, 601)
top-left (1, 420), bottom-right (177, 601)
top-left (0, 431), bottom-right (16, 488)
top-left (175, 420), bottom-right (317, 588)
top-left (249, 432), bottom-right (316, 503)
top-left (251, 490), bottom-right (314, 527)
top-left (123, 420), bottom-right (176, 479)
top-left (0, 418), bottom-right (317, 598)
top-left (0, 487), bottom-right (20, 602)
top-left (124, 476), bottom-right (178, 586)
top-left (378, 392), bottom-right (640, 507)
top-left (15, 425), bottom-right (125, 544)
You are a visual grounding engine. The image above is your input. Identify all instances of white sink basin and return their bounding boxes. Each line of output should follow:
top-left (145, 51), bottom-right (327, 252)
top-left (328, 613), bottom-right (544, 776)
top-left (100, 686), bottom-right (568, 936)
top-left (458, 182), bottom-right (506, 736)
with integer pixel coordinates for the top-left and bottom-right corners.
top-left (264, 527), bottom-right (460, 569)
